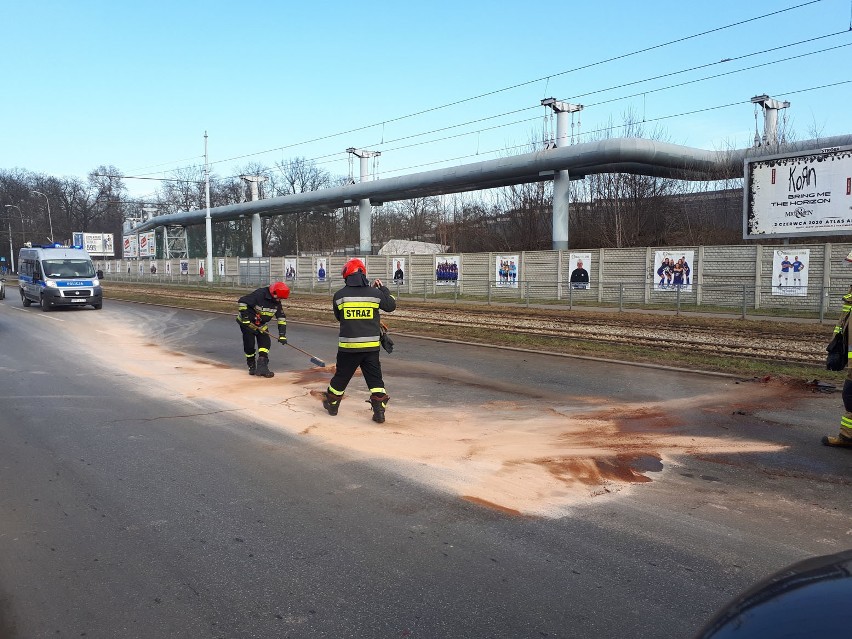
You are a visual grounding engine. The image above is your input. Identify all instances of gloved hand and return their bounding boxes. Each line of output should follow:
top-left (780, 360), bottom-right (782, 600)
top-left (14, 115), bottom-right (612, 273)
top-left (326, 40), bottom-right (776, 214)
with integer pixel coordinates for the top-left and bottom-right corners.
top-left (380, 332), bottom-right (394, 354)
top-left (257, 325), bottom-right (269, 335)
top-left (278, 335), bottom-right (287, 345)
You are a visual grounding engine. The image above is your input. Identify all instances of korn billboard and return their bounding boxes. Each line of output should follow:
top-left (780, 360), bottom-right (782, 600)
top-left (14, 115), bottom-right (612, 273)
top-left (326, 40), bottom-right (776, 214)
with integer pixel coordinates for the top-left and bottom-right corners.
top-left (744, 145), bottom-right (852, 238)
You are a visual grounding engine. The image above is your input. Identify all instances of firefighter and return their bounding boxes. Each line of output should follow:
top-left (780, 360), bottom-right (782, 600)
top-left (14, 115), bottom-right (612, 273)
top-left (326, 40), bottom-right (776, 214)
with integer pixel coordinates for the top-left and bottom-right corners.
top-left (323, 258), bottom-right (396, 423)
top-left (236, 282), bottom-right (289, 378)
top-left (824, 285), bottom-right (852, 448)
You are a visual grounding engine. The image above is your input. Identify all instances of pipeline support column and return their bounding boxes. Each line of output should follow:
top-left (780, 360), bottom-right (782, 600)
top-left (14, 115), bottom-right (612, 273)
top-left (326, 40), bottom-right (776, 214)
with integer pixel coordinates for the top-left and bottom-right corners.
top-left (347, 148), bottom-right (381, 255)
top-left (541, 98), bottom-right (583, 251)
top-left (240, 175), bottom-right (268, 257)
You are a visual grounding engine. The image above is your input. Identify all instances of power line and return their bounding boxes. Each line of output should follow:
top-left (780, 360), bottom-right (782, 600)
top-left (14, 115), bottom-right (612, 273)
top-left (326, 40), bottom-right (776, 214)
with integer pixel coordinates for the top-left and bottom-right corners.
top-left (374, 80), bottom-right (852, 178)
top-left (191, 2), bottom-right (830, 171)
top-left (104, 4), bottom-right (845, 188)
top-left (568, 30), bottom-right (850, 101)
top-left (584, 42), bottom-right (852, 109)
top-left (105, 75), bottom-right (848, 190)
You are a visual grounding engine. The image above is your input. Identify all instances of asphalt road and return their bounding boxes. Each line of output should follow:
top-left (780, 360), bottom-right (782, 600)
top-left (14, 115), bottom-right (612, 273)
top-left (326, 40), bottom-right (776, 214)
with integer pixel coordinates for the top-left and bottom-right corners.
top-left (0, 296), bottom-right (849, 638)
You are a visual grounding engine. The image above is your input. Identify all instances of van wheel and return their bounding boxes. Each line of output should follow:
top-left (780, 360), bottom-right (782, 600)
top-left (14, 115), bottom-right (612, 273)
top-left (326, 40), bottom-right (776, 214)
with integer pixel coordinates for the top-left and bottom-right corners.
top-left (93, 302), bottom-right (102, 310)
top-left (41, 297), bottom-right (51, 312)
top-left (21, 290), bottom-right (31, 307)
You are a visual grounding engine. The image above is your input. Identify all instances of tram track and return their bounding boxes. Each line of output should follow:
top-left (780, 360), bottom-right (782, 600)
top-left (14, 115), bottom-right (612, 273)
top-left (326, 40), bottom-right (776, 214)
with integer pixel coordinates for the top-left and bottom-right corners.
top-left (104, 284), bottom-right (831, 370)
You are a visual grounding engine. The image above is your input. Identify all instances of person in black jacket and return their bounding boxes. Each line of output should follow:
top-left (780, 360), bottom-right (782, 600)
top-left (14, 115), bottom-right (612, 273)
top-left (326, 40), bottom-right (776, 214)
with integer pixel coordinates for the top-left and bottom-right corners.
top-left (323, 258), bottom-right (397, 423)
top-left (569, 259), bottom-right (589, 289)
top-left (236, 282), bottom-right (289, 378)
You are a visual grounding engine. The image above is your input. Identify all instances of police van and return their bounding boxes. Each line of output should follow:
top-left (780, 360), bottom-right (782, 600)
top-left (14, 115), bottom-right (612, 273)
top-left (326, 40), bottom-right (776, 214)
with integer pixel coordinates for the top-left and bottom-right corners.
top-left (18, 244), bottom-right (102, 311)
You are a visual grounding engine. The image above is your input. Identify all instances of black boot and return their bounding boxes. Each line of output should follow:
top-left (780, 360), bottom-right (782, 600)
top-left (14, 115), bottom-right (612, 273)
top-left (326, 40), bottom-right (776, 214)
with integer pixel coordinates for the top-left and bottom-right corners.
top-left (368, 394), bottom-right (389, 423)
top-left (247, 356), bottom-right (256, 376)
top-left (322, 391), bottom-right (340, 416)
top-left (822, 434), bottom-right (852, 448)
top-left (256, 354), bottom-right (274, 378)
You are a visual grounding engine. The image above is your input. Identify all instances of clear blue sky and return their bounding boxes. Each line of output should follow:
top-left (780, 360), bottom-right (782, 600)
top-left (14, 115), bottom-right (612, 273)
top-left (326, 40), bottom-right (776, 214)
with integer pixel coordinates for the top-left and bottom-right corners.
top-left (2, 0), bottom-right (850, 199)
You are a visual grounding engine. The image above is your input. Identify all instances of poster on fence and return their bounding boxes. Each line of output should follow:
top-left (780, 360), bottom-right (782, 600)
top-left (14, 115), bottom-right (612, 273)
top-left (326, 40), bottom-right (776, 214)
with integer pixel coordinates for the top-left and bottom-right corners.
top-left (569, 252), bottom-right (591, 290)
top-left (392, 258), bottom-right (406, 285)
top-left (654, 250), bottom-right (695, 292)
top-left (284, 258), bottom-right (297, 281)
top-left (179, 259), bottom-right (189, 276)
top-left (165, 261), bottom-right (171, 275)
top-left (436, 255), bottom-right (460, 286)
top-left (316, 258), bottom-right (327, 282)
top-left (218, 259), bottom-right (225, 276)
top-left (495, 254), bottom-right (519, 288)
top-left (772, 248), bottom-right (809, 296)
top-left (149, 260), bottom-right (158, 275)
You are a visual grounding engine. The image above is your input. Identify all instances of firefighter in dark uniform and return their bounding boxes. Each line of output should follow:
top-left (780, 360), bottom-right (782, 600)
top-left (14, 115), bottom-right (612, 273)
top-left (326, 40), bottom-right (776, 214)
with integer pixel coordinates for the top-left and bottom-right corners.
top-left (824, 286), bottom-right (852, 448)
top-left (323, 258), bottom-right (396, 423)
top-left (236, 282), bottom-right (289, 378)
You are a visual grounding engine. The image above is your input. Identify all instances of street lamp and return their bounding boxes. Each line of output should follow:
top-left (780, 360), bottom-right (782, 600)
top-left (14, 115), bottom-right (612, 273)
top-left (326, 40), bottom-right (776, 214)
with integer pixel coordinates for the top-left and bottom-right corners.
top-left (31, 190), bottom-right (54, 243)
top-left (3, 204), bottom-right (22, 273)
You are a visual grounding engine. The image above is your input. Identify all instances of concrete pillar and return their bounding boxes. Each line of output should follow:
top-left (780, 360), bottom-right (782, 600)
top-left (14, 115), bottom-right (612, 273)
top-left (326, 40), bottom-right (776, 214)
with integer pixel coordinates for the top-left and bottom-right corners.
top-left (541, 98), bottom-right (583, 251)
top-left (240, 175), bottom-right (267, 257)
top-left (750, 95), bottom-right (790, 147)
top-left (347, 148), bottom-right (381, 255)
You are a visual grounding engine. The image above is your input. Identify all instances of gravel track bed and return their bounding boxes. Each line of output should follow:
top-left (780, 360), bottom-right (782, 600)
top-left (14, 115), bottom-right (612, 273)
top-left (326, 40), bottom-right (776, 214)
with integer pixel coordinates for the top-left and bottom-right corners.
top-left (108, 286), bottom-right (827, 366)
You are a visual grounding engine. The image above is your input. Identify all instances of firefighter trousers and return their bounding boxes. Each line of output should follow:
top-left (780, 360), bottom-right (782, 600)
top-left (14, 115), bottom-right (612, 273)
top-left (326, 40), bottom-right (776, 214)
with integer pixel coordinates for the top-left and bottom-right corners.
top-left (240, 324), bottom-right (271, 357)
top-left (328, 350), bottom-right (386, 395)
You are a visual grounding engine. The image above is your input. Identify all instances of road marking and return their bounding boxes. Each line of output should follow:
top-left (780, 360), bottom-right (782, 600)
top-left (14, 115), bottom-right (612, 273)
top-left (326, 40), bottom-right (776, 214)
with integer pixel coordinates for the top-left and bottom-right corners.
top-left (6, 306), bottom-right (64, 321)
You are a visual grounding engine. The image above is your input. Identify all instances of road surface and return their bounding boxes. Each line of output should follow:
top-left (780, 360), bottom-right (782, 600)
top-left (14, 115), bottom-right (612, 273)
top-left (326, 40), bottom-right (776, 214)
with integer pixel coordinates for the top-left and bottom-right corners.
top-left (0, 298), bottom-right (849, 638)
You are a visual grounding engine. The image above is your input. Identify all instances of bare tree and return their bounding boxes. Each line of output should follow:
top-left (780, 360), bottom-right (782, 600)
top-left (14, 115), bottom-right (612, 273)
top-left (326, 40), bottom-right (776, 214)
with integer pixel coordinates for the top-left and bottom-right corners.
top-left (572, 111), bottom-right (684, 248)
top-left (267, 157), bottom-right (337, 255)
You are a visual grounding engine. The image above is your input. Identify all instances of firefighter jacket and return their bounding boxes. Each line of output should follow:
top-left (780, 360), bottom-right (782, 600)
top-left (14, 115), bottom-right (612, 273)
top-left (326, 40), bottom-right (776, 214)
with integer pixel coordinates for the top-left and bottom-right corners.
top-left (332, 273), bottom-right (396, 352)
top-left (835, 290), bottom-right (852, 379)
top-left (237, 287), bottom-right (287, 336)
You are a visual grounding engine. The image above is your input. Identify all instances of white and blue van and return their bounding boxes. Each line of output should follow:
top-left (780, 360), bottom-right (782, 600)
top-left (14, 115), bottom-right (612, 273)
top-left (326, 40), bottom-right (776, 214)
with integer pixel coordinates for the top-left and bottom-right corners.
top-left (18, 244), bottom-right (102, 311)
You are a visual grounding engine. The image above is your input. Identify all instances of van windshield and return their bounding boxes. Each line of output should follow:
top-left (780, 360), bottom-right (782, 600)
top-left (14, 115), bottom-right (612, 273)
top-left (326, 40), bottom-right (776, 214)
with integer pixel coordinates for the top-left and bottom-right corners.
top-left (42, 259), bottom-right (96, 278)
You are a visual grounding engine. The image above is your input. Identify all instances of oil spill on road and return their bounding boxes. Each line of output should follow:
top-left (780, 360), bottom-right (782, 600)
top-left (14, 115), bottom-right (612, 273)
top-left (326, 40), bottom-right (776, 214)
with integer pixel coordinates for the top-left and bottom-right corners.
top-left (62, 313), bottom-right (791, 517)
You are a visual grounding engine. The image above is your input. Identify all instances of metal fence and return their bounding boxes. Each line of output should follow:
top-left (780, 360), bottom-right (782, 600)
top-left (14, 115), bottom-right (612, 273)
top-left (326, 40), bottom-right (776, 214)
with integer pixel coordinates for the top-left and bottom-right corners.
top-left (95, 242), bottom-right (852, 322)
top-left (101, 270), bottom-right (846, 323)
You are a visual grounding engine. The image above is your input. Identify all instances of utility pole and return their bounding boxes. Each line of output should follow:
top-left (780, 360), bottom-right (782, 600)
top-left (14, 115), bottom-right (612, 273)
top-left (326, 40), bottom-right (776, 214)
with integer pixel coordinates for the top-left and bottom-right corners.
top-left (204, 132), bottom-right (213, 283)
top-left (240, 175), bottom-right (268, 257)
top-left (4, 204), bottom-right (23, 273)
top-left (31, 190), bottom-right (55, 243)
top-left (346, 148), bottom-right (381, 254)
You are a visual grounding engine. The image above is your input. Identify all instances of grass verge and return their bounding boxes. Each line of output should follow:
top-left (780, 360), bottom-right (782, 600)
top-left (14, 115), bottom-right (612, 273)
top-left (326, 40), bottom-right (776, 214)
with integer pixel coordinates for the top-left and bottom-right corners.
top-left (102, 282), bottom-right (840, 382)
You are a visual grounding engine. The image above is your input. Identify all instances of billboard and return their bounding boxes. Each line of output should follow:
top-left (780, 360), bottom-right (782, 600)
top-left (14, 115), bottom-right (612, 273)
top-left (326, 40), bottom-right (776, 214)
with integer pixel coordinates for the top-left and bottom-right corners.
top-left (495, 254), bottom-right (519, 288)
top-left (653, 250), bottom-right (694, 292)
top-left (72, 232), bottom-right (115, 257)
top-left (122, 234), bottom-right (138, 258)
top-left (771, 248), bottom-right (810, 297)
top-left (744, 145), bottom-right (852, 238)
top-left (138, 231), bottom-right (156, 257)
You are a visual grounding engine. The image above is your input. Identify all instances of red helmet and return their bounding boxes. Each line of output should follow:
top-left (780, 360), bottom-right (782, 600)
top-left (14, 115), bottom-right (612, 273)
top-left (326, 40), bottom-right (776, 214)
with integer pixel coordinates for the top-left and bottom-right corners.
top-left (269, 282), bottom-right (290, 300)
top-left (341, 258), bottom-right (367, 279)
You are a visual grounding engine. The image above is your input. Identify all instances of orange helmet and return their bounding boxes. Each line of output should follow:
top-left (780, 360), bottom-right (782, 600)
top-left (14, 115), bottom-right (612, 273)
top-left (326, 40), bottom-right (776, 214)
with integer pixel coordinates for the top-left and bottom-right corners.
top-left (269, 282), bottom-right (290, 300)
top-left (341, 258), bottom-right (367, 279)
